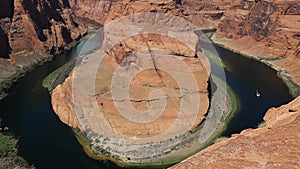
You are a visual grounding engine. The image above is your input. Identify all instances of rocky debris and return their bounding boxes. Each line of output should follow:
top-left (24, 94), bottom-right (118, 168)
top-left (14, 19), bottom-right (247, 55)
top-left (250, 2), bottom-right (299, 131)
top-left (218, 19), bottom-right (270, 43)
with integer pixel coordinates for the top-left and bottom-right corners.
top-left (213, 0), bottom-right (300, 90)
top-left (69, 0), bottom-right (231, 28)
top-left (171, 96), bottom-right (300, 169)
top-left (216, 0), bottom-right (300, 58)
top-left (0, 0), bottom-right (86, 59)
top-left (51, 12), bottom-right (211, 163)
top-left (68, 0), bottom-right (117, 24)
top-left (0, 157), bottom-right (31, 169)
top-left (0, 0), bottom-right (87, 97)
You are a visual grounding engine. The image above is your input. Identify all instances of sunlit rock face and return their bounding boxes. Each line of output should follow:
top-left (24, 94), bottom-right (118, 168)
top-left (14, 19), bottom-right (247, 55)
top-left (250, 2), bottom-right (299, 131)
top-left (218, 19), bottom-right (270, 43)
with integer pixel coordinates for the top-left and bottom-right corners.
top-left (213, 0), bottom-right (300, 88)
top-left (171, 0), bottom-right (300, 168)
top-left (0, 0), bottom-right (86, 96)
top-left (171, 96), bottom-right (300, 169)
top-left (69, 0), bottom-right (232, 28)
top-left (0, 0), bottom-right (86, 59)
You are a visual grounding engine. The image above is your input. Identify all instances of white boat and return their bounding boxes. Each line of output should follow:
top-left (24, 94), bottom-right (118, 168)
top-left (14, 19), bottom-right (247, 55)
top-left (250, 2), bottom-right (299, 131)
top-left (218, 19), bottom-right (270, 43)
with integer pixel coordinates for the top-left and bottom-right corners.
top-left (256, 90), bottom-right (261, 97)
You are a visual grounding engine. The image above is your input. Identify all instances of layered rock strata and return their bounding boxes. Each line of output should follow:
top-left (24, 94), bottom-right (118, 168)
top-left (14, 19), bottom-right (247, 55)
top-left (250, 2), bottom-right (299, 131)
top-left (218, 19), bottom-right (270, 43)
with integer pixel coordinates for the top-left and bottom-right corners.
top-left (171, 96), bottom-right (300, 169)
top-left (212, 0), bottom-right (300, 95)
top-left (172, 0), bottom-right (300, 168)
top-left (69, 0), bottom-right (231, 28)
top-left (0, 0), bottom-right (86, 97)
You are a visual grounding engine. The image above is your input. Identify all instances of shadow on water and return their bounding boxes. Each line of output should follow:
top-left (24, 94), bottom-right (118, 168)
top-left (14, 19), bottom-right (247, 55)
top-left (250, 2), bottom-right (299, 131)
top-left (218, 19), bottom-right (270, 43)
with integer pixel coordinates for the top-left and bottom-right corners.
top-left (0, 35), bottom-right (294, 168)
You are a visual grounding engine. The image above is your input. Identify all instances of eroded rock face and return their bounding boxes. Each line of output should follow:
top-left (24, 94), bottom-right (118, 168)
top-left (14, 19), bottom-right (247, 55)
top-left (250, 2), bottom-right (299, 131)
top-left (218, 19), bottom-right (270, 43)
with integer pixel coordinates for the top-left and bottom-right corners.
top-left (0, 0), bottom-right (86, 58)
top-left (52, 12), bottom-right (211, 163)
top-left (171, 1), bottom-right (300, 168)
top-left (213, 0), bottom-right (300, 89)
top-left (171, 96), bottom-right (300, 169)
top-left (216, 0), bottom-right (300, 57)
top-left (0, 0), bottom-right (86, 96)
top-left (69, 0), bottom-right (231, 28)
top-left (68, 0), bottom-right (117, 24)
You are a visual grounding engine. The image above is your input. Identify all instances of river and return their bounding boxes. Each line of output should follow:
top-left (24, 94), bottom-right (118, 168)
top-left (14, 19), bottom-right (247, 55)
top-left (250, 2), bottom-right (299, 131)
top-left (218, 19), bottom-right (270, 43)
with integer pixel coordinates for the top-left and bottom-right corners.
top-left (0, 36), bottom-right (293, 168)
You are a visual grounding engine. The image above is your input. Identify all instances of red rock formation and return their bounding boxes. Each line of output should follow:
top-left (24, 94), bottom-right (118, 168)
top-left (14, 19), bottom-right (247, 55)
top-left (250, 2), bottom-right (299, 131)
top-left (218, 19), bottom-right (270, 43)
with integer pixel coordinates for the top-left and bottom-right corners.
top-left (0, 0), bottom-right (86, 59)
top-left (171, 96), bottom-right (300, 169)
top-left (213, 0), bottom-right (300, 89)
top-left (171, 1), bottom-right (300, 168)
top-left (68, 0), bottom-right (117, 24)
top-left (69, 0), bottom-right (231, 28)
top-left (216, 0), bottom-right (300, 57)
top-left (0, 0), bottom-right (86, 96)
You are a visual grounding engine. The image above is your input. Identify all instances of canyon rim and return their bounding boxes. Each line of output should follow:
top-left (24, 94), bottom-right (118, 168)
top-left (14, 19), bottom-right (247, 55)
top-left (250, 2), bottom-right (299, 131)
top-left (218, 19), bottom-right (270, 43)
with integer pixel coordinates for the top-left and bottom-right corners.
top-left (0, 0), bottom-right (299, 168)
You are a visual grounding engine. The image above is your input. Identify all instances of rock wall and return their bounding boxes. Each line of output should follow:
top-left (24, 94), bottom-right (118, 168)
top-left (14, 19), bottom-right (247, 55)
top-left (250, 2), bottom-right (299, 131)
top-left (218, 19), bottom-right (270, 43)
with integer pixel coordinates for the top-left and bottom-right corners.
top-left (69, 0), bottom-right (231, 28)
top-left (216, 0), bottom-right (300, 58)
top-left (171, 96), bottom-right (300, 169)
top-left (0, 0), bottom-right (86, 58)
top-left (172, 0), bottom-right (300, 168)
top-left (212, 0), bottom-right (300, 90)
top-left (68, 0), bottom-right (117, 24)
top-left (0, 0), bottom-right (86, 96)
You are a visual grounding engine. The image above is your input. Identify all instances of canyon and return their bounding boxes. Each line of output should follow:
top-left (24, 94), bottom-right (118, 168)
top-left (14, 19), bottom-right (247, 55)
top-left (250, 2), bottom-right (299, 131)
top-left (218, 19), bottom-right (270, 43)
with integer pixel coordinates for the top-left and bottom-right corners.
top-left (213, 0), bottom-right (300, 96)
top-left (51, 12), bottom-right (214, 164)
top-left (173, 0), bottom-right (300, 168)
top-left (0, 0), bottom-right (299, 168)
top-left (0, 0), bottom-right (87, 98)
top-left (68, 0), bottom-right (231, 27)
top-left (171, 96), bottom-right (300, 169)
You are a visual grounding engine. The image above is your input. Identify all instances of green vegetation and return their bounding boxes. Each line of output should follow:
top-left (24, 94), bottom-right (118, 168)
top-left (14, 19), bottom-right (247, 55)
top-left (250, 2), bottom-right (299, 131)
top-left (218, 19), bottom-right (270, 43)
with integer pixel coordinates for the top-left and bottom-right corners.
top-left (214, 136), bottom-right (228, 144)
top-left (43, 32), bottom-right (97, 92)
top-left (0, 133), bottom-right (18, 157)
top-left (0, 132), bottom-right (34, 168)
top-left (257, 121), bottom-right (266, 128)
top-left (42, 59), bottom-right (75, 92)
top-left (212, 74), bottom-right (240, 125)
top-left (202, 48), bottom-right (228, 69)
top-left (277, 71), bottom-right (300, 98)
top-left (259, 57), bottom-right (282, 61)
top-left (0, 92), bottom-right (8, 101)
top-left (72, 128), bottom-right (127, 167)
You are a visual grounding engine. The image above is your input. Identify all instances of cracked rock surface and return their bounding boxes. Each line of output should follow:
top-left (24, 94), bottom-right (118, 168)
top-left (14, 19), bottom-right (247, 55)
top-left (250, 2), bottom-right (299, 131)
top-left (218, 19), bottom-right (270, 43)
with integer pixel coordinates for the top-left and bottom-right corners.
top-left (51, 12), bottom-right (211, 162)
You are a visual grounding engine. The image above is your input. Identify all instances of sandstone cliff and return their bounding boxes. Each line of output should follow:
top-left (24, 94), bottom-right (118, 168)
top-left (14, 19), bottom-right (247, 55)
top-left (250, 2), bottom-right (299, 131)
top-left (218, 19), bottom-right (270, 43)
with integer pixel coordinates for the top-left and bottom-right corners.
top-left (172, 0), bottom-right (300, 168)
top-left (0, 0), bottom-right (86, 97)
top-left (0, 0), bottom-right (86, 59)
top-left (171, 96), bottom-right (300, 169)
top-left (68, 0), bottom-right (117, 24)
top-left (69, 0), bottom-right (231, 28)
top-left (212, 0), bottom-right (300, 94)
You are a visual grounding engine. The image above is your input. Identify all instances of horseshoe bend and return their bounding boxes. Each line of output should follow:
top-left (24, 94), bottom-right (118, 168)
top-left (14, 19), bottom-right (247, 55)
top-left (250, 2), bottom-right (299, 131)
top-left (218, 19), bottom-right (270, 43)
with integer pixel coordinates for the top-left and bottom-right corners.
top-left (51, 13), bottom-right (217, 165)
top-left (0, 0), bottom-right (299, 168)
